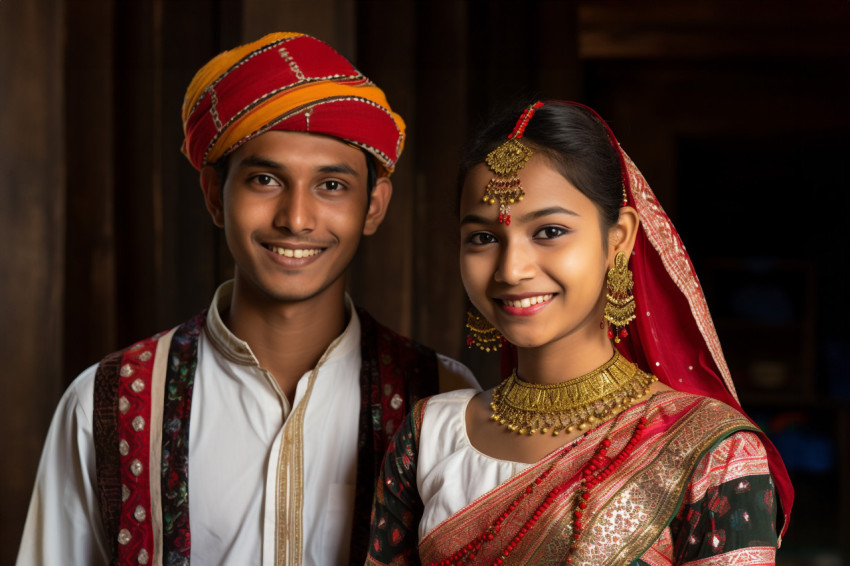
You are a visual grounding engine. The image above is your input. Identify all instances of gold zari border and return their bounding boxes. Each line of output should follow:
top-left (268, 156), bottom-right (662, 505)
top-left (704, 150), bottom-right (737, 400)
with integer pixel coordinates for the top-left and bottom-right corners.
top-left (622, 152), bottom-right (737, 400)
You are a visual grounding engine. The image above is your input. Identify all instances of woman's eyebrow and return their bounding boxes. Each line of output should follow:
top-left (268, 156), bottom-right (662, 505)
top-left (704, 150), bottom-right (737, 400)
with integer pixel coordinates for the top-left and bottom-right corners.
top-left (516, 206), bottom-right (579, 222)
top-left (460, 213), bottom-right (493, 226)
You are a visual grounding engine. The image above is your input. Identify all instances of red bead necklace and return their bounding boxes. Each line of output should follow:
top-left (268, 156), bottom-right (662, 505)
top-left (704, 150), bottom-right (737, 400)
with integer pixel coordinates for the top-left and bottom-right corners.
top-left (428, 404), bottom-right (650, 566)
top-left (567, 413), bottom-right (648, 563)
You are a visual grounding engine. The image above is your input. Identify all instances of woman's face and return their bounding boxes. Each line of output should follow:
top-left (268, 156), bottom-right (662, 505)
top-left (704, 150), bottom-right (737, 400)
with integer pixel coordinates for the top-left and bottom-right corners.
top-left (459, 154), bottom-right (612, 351)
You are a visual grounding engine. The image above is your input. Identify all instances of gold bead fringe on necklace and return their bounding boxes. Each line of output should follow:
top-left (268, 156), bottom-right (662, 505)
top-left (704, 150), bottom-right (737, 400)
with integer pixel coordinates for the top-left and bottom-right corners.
top-left (490, 351), bottom-right (657, 436)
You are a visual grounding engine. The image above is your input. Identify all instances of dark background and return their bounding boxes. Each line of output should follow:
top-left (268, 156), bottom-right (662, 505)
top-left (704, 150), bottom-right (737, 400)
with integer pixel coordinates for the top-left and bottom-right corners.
top-left (1, 1), bottom-right (848, 563)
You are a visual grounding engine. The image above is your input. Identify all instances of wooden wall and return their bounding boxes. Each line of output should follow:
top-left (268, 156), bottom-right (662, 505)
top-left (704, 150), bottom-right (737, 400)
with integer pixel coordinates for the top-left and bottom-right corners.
top-left (0, 0), bottom-right (66, 558)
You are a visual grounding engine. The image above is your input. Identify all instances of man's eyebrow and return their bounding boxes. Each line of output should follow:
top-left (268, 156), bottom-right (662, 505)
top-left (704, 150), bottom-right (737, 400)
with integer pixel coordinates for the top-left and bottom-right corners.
top-left (317, 163), bottom-right (360, 177)
top-left (516, 206), bottom-right (580, 222)
top-left (235, 155), bottom-right (283, 170)
top-left (234, 156), bottom-right (360, 177)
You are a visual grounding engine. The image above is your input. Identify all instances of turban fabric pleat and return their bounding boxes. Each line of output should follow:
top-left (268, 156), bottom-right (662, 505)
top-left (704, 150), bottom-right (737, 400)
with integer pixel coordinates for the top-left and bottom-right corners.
top-left (182, 32), bottom-right (405, 175)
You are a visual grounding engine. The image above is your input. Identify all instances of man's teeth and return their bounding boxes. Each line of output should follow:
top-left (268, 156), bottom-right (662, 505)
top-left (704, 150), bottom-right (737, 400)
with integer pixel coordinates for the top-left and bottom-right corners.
top-left (268, 246), bottom-right (323, 258)
top-left (503, 294), bottom-right (553, 308)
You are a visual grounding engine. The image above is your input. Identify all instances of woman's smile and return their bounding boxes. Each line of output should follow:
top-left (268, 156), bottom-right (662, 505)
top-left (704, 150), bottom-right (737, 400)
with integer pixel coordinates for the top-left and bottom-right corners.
top-left (460, 155), bottom-right (611, 351)
top-left (495, 293), bottom-right (555, 316)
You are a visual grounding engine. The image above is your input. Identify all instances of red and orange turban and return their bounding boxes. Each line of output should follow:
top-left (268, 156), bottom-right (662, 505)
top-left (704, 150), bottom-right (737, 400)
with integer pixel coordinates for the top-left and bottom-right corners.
top-left (181, 32), bottom-right (406, 175)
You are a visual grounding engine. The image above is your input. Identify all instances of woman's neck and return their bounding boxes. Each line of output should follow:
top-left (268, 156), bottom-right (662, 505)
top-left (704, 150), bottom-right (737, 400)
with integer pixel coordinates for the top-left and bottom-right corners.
top-left (515, 326), bottom-right (615, 385)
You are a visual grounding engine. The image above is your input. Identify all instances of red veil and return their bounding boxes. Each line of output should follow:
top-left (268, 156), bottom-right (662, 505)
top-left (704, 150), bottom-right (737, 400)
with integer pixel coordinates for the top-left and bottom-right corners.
top-left (501, 100), bottom-right (793, 538)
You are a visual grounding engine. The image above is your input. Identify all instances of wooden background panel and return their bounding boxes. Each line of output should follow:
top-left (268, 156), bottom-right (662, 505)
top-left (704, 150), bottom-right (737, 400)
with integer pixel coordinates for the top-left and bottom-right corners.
top-left (242, 0), bottom-right (356, 60)
top-left (352, 0), bottom-right (418, 337)
top-left (158, 1), bottom-right (234, 333)
top-left (0, 0), bottom-right (66, 558)
top-left (63, 0), bottom-right (116, 377)
top-left (409, 0), bottom-right (470, 357)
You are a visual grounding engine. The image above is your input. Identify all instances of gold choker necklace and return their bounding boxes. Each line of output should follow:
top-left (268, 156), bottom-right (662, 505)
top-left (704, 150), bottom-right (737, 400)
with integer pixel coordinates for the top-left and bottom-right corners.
top-left (490, 351), bottom-right (657, 436)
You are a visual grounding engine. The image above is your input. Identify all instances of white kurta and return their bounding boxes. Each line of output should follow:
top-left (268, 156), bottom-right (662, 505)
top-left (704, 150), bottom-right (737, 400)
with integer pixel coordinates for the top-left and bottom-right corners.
top-left (16, 282), bottom-right (474, 566)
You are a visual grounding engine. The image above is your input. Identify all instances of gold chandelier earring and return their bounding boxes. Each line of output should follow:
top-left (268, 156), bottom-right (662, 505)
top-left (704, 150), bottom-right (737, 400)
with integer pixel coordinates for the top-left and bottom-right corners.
top-left (465, 310), bottom-right (503, 352)
top-left (603, 251), bottom-right (636, 343)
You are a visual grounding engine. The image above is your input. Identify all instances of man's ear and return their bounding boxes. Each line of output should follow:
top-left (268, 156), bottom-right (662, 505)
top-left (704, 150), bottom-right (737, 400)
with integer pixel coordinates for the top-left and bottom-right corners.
top-left (362, 177), bottom-right (393, 236)
top-left (607, 206), bottom-right (640, 263)
top-left (200, 165), bottom-right (225, 228)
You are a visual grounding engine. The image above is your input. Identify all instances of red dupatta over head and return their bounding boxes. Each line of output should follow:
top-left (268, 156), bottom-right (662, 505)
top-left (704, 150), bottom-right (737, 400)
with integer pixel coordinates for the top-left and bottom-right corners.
top-left (500, 100), bottom-right (793, 539)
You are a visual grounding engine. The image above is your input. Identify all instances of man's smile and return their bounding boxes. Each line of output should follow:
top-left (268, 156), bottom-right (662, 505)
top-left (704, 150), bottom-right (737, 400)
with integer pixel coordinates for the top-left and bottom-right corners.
top-left (263, 244), bottom-right (325, 259)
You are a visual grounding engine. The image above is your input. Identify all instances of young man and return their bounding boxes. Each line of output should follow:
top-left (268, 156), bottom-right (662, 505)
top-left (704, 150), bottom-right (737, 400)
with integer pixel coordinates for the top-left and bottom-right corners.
top-left (16, 32), bottom-right (475, 566)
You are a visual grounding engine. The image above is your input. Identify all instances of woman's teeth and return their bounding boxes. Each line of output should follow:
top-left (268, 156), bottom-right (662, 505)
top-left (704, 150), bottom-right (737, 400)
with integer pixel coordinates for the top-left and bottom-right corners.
top-left (502, 294), bottom-right (553, 308)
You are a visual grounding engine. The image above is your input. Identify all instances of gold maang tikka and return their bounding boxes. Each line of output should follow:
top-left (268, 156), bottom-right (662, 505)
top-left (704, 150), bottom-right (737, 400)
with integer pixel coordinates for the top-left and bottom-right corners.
top-left (483, 102), bottom-right (545, 225)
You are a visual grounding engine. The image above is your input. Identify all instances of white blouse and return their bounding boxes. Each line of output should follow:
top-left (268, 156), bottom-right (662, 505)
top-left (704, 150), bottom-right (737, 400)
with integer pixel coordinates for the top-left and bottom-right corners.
top-left (416, 389), bottom-right (533, 540)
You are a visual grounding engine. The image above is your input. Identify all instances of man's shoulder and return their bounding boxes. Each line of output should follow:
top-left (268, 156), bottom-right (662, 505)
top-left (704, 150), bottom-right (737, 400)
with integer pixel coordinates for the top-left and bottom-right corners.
top-left (355, 306), bottom-right (479, 392)
top-left (92, 310), bottom-right (208, 379)
top-left (356, 306), bottom-right (431, 352)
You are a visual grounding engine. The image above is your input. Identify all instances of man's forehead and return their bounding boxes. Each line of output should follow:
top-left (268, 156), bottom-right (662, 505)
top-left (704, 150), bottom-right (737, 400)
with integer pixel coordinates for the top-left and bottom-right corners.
top-left (229, 131), bottom-right (367, 173)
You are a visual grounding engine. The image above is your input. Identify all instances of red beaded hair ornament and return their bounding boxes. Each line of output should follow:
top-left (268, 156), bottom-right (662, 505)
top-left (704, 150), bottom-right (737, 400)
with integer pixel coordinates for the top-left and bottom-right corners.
top-left (482, 101), bottom-right (545, 225)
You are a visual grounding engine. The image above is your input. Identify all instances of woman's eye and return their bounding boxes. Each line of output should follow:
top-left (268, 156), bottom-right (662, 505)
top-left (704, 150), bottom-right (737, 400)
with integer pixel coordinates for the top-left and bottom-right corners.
top-left (468, 232), bottom-right (497, 245)
top-left (535, 226), bottom-right (568, 239)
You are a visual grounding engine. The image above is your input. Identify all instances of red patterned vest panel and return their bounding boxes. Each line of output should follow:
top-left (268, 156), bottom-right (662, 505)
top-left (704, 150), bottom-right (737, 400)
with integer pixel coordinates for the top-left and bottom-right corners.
top-left (94, 308), bottom-right (438, 565)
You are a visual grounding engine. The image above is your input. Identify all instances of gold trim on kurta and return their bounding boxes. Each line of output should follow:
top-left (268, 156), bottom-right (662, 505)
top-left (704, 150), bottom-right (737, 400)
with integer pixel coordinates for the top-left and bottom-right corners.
top-left (273, 338), bottom-right (343, 566)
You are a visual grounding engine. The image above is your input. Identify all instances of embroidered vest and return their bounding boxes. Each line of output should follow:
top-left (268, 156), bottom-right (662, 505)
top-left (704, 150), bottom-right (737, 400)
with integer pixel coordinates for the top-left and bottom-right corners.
top-left (94, 308), bottom-right (438, 566)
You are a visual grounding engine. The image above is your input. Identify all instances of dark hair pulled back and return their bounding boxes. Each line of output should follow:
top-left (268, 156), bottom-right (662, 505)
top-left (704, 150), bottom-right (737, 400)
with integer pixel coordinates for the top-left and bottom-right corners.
top-left (458, 101), bottom-right (623, 228)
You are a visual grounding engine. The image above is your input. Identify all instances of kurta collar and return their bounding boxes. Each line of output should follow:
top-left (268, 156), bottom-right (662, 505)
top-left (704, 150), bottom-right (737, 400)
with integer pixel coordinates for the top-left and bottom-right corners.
top-left (204, 280), bottom-right (361, 369)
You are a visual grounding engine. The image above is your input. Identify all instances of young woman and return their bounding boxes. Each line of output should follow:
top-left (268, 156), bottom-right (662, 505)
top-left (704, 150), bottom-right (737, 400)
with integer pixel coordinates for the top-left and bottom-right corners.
top-left (365, 101), bottom-right (792, 565)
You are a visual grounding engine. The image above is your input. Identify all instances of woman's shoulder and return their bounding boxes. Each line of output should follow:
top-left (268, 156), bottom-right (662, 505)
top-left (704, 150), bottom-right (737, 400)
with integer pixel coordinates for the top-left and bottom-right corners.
top-left (419, 389), bottom-right (479, 429)
top-left (420, 388), bottom-right (479, 414)
top-left (416, 389), bottom-right (480, 457)
top-left (648, 389), bottom-right (763, 465)
top-left (653, 389), bottom-right (752, 428)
